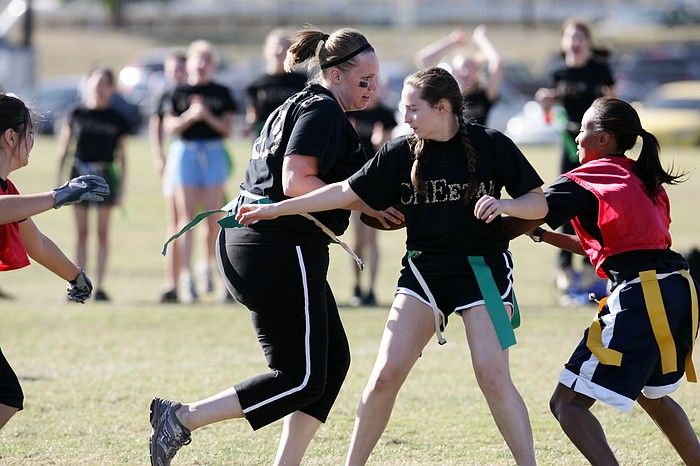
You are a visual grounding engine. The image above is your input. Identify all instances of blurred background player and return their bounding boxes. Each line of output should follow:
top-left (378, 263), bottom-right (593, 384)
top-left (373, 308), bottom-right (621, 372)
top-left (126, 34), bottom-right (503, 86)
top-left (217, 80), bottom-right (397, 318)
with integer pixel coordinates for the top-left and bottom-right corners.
top-left (56, 67), bottom-right (131, 302)
top-left (535, 19), bottom-right (615, 300)
top-left (149, 51), bottom-right (187, 303)
top-left (415, 24), bottom-right (504, 127)
top-left (163, 40), bottom-right (237, 302)
top-left (245, 29), bottom-right (307, 140)
top-left (346, 86), bottom-right (397, 306)
top-left (0, 93), bottom-right (107, 431)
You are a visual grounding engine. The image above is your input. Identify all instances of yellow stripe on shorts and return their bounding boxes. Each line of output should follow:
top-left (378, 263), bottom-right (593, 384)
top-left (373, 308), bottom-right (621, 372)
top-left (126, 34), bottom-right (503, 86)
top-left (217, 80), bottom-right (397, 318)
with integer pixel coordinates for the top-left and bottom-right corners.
top-left (680, 270), bottom-right (698, 383)
top-left (586, 296), bottom-right (623, 366)
top-left (640, 270), bottom-right (677, 375)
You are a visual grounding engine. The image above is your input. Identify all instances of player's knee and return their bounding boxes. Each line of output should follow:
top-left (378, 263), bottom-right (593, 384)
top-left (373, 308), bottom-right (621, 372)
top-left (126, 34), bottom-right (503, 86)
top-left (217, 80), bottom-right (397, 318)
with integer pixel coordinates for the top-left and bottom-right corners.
top-left (368, 364), bottom-right (405, 394)
top-left (473, 364), bottom-right (509, 396)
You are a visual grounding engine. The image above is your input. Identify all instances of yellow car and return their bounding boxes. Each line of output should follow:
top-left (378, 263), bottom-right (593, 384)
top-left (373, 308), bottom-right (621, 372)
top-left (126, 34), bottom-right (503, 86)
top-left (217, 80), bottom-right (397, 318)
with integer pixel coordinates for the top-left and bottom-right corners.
top-left (633, 81), bottom-right (700, 146)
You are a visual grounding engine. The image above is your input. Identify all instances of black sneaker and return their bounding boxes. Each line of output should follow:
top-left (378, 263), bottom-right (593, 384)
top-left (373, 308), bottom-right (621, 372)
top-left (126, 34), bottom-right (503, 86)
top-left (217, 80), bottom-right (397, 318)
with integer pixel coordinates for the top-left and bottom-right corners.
top-left (94, 289), bottom-right (110, 302)
top-left (159, 289), bottom-right (179, 304)
top-left (149, 397), bottom-right (192, 466)
top-left (349, 285), bottom-right (362, 307)
top-left (362, 290), bottom-right (377, 307)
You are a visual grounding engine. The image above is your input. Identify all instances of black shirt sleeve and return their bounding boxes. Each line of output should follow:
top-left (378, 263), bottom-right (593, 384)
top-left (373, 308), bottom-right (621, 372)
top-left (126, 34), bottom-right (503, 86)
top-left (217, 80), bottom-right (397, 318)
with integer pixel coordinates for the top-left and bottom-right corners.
top-left (347, 140), bottom-right (403, 210)
top-left (284, 98), bottom-right (338, 167)
top-left (543, 175), bottom-right (598, 230)
top-left (492, 131), bottom-right (544, 198)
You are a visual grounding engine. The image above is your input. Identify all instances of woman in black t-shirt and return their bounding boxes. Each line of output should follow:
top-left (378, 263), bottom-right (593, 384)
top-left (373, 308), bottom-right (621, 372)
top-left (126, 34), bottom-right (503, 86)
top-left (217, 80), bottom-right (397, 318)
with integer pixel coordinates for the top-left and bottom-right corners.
top-left (56, 67), bottom-right (130, 302)
top-left (164, 40), bottom-right (238, 302)
top-left (245, 29), bottom-right (307, 139)
top-left (237, 68), bottom-right (546, 466)
top-left (149, 27), bottom-right (384, 465)
top-left (536, 19), bottom-right (615, 292)
top-left (415, 25), bottom-right (504, 126)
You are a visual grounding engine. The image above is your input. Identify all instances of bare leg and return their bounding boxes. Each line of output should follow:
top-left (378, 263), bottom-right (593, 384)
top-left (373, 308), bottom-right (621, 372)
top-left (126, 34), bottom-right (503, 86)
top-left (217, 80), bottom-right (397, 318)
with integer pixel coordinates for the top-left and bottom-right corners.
top-left (202, 184), bottom-right (225, 284)
top-left (462, 305), bottom-right (536, 466)
top-left (176, 386), bottom-right (243, 431)
top-left (174, 186), bottom-right (199, 299)
top-left (0, 403), bottom-right (18, 430)
top-left (637, 394), bottom-right (700, 465)
top-left (73, 205), bottom-right (89, 271)
top-left (164, 194), bottom-right (181, 292)
top-left (95, 206), bottom-right (112, 290)
top-left (274, 411), bottom-right (322, 466)
top-left (345, 294), bottom-right (435, 466)
top-left (550, 383), bottom-right (618, 466)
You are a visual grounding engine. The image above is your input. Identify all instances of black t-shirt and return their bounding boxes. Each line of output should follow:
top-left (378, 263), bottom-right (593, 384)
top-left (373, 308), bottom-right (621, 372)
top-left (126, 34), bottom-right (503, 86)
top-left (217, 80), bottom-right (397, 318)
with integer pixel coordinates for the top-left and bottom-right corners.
top-left (463, 88), bottom-right (496, 126)
top-left (68, 106), bottom-right (131, 163)
top-left (543, 175), bottom-right (687, 285)
top-left (552, 58), bottom-right (614, 126)
top-left (152, 88), bottom-right (174, 119)
top-left (240, 83), bottom-right (367, 237)
top-left (346, 103), bottom-right (398, 157)
top-left (168, 81), bottom-right (238, 140)
top-left (349, 125), bottom-right (543, 254)
top-left (246, 72), bottom-right (307, 132)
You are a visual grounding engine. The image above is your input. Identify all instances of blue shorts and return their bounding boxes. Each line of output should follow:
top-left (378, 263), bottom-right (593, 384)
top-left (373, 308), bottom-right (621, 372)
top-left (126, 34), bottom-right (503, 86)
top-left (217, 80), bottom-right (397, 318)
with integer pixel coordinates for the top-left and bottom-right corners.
top-left (169, 139), bottom-right (231, 188)
top-left (395, 251), bottom-right (515, 328)
top-left (560, 270), bottom-right (697, 411)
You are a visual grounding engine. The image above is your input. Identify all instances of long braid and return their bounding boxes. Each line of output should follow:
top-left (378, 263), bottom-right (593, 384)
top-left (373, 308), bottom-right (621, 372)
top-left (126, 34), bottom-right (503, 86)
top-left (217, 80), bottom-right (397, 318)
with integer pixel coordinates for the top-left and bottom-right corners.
top-left (455, 108), bottom-right (479, 202)
top-left (409, 135), bottom-right (427, 195)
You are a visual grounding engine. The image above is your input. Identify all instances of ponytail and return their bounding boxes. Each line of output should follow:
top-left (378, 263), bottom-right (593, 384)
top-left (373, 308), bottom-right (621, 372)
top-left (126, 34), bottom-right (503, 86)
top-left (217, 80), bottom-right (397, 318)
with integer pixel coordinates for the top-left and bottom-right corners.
top-left (284, 29), bottom-right (328, 72)
top-left (284, 27), bottom-right (373, 75)
top-left (589, 97), bottom-right (685, 197)
top-left (633, 128), bottom-right (684, 196)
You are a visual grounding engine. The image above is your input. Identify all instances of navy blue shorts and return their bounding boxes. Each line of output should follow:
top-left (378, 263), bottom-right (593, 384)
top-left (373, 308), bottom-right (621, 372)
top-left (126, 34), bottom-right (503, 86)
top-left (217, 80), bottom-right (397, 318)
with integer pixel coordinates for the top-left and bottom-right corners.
top-left (0, 347), bottom-right (23, 410)
top-left (560, 270), bottom-right (697, 411)
top-left (395, 251), bottom-right (516, 328)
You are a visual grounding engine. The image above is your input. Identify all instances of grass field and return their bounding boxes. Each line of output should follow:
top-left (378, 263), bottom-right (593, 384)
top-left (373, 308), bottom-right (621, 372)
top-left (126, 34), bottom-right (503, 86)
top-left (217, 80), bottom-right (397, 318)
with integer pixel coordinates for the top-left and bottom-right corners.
top-left (0, 135), bottom-right (698, 465)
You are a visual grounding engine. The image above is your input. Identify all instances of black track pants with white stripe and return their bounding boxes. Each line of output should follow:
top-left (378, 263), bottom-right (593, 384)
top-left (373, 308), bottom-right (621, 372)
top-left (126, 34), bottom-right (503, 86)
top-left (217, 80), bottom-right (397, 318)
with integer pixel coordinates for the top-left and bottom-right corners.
top-left (217, 227), bottom-right (351, 430)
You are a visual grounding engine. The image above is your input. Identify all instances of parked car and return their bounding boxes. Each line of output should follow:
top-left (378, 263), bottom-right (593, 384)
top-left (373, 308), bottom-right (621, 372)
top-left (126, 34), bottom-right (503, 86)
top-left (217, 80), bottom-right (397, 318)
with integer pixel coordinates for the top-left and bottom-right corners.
top-left (633, 80), bottom-right (700, 146)
top-left (614, 45), bottom-right (700, 102)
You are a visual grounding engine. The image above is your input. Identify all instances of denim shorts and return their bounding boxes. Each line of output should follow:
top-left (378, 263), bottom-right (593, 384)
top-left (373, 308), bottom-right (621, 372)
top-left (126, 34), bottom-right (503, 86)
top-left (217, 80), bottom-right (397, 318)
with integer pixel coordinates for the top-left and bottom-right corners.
top-left (169, 138), bottom-right (231, 188)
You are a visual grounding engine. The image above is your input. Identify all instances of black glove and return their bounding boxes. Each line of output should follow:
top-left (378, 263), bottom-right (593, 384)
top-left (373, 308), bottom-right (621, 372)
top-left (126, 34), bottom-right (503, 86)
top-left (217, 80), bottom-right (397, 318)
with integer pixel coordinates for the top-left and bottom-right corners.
top-left (67, 270), bottom-right (93, 303)
top-left (52, 175), bottom-right (110, 208)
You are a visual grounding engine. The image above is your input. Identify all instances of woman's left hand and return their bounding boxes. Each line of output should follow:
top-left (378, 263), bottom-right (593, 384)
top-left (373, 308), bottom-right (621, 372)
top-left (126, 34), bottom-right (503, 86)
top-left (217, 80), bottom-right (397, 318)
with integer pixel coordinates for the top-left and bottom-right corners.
top-left (474, 195), bottom-right (506, 223)
top-left (236, 204), bottom-right (279, 226)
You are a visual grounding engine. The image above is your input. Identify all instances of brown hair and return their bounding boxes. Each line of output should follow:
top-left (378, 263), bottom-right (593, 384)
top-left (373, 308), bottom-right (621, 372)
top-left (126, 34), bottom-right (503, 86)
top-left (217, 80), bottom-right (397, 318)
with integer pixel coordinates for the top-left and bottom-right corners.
top-left (0, 93), bottom-right (33, 155)
top-left (284, 26), bottom-right (374, 75)
top-left (404, 67), bottom-right (479, 202)
top-left (589, 97), bottom-right (684, 196)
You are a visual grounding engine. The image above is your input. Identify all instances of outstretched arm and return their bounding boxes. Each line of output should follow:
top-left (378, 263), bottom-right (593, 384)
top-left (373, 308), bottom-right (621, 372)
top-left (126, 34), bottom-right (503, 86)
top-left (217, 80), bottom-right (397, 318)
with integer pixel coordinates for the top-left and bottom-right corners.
top-left (472, 25), bottom-right (504, 101)
top-left (502, 216), bottom-right (586, 256)
top-left (474, 187), bottom-right (548, 224)
top-left (0, 193), bottom-right (54, 224)
top-left (414, 30), bottom-right (467, 69)
top-left (237, 180), bottom-right (359, 225)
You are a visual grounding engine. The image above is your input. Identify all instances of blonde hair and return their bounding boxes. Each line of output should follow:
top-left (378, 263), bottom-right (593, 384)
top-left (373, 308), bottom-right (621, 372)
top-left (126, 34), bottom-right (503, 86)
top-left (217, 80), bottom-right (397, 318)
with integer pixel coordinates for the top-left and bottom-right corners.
top-left (187, 39), bottom-right (218, 66)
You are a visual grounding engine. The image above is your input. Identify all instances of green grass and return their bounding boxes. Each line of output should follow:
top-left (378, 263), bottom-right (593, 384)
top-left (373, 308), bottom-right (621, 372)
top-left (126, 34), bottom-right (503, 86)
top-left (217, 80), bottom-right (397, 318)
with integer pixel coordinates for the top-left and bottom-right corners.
top-left (0, 136), bottom-right (698, 465)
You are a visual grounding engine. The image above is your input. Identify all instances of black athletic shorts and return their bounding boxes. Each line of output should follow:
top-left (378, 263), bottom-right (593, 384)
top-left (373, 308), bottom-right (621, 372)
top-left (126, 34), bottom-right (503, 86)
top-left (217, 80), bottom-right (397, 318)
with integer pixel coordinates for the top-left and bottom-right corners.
top-left (0, 347), bottom-right (23, 410)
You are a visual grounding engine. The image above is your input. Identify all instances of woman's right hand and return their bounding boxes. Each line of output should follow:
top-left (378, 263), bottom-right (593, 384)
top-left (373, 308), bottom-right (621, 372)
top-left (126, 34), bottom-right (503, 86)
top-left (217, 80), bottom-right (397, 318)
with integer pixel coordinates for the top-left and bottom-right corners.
top-left (236, 204), bottom-right (280, 226)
